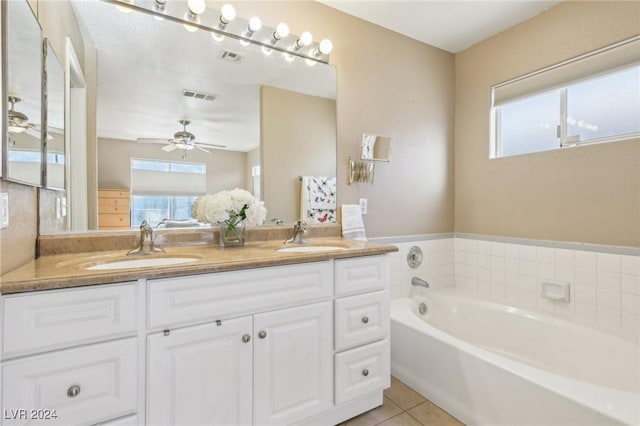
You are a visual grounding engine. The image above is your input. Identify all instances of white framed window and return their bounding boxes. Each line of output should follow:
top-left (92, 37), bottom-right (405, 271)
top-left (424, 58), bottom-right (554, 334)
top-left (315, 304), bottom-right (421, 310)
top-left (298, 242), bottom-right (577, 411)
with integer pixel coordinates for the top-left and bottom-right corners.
top-left (491, 36), bottom-right (640, 158)
top-left (130, 159), bottom-right (206, 227)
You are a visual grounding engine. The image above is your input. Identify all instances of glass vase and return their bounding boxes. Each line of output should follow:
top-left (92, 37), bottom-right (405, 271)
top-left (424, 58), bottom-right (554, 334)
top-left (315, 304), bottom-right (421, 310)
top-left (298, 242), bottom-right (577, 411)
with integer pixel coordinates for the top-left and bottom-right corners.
top-left (219, 220), bottom-right (245, 247)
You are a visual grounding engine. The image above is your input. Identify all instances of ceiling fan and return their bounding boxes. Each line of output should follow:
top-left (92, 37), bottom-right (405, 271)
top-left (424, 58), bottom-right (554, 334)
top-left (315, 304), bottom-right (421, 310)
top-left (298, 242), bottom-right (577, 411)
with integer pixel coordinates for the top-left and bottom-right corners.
top-left (8, 96), bottom-right (51, 140)
top-left (137, 120), bottom-right (227, 154)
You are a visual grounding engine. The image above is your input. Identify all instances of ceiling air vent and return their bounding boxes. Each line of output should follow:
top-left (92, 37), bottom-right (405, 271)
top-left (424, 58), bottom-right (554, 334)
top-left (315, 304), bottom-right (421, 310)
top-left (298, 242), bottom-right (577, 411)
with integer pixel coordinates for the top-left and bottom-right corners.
top-left (182, 89), bottom-right (217, 102)
top-left (220, 50), bottom-right (244, 64)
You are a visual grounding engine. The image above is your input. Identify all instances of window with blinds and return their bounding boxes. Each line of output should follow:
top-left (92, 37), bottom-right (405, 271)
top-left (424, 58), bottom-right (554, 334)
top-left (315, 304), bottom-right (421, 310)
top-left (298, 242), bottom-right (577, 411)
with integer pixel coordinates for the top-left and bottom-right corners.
top-left (130, 159), bottom-right (206, 226)
top-left (490, 36), bottom-right (640, 158)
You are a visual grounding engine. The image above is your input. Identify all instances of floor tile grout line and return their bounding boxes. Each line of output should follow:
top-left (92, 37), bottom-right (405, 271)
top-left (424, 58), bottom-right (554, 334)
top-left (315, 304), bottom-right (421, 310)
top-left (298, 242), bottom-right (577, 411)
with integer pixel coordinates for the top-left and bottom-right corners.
top-left (405, 410), bottom-right (426, 426)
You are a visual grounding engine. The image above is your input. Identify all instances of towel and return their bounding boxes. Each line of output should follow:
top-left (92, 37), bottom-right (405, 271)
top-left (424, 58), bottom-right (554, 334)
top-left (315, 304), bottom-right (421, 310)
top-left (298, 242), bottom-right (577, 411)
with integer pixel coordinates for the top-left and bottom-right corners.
top-left (301, 176), bottom-right (337, 224)
top-left (341, 204), bottom-right (367, 241)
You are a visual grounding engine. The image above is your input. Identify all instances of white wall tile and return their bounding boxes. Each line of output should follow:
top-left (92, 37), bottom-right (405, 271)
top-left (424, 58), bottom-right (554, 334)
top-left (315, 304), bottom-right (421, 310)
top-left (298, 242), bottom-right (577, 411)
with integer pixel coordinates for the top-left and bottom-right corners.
top-left (505, 244), bottom-right (520, 259)
top-left (490, 269), bottom-right (506, 285)
top-left (555, 266), bottom-right (574, 283)
top-left (597, 253), bottom-right (621, 273)
top-left (555, 249), bottom-right (575, 269)
top-left (537, 247), bottom-right (555, 264)
top-left (574, 285), bottom-right (597, 305)
top-left (597, 289), bottom-right (621, 310)
top-left (597, 271), bottom-right (621, 292)
top-left (519, 275), bottom-right (537, 292)
top-left (490, 242), bottom-right (506, 257)
top-left (491, 255), bottom-right (506, 271)
top-left (520, 245), bottom-right (537, 262)
top-left (621, 292), bottom-right (640, 315)
top-left (575, 267), bottom-right (597, 287)
top-left (621, 312), bottom-right (639, 336)
top-left (505, 257), bottom-right (519, 273)
top-left (505, 272), bottom-right (519, 287)
top-left (520, 260), bottom-right (537, 277)
top-left (621, 274), bottom-right (640, 295)
top-left (537, 262), bottom-right (555, 280)
top-left (621, 255), bottom-right (640, 276)
top-left (520, 290), bottom-right (537, 310)
top-left (491, 283), bottom-right (506, 301)
top-left (575, 251), bottom-right (597, 271)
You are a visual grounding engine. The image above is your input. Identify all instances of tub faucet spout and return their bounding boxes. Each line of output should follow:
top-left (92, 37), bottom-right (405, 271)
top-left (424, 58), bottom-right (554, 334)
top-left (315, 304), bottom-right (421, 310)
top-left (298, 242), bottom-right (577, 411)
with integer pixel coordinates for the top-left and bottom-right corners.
top-left (411, 276), bottom-right (429, 288)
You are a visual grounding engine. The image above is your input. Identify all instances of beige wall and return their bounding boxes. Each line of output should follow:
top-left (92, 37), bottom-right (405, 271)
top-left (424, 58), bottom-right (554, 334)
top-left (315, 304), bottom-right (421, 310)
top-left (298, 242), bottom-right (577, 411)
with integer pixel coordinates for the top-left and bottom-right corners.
top-left (261, 86), bottom-right (336, 223)
top-left (97, 138), bottom-right (248, 195)
top-left (232, 1), bottom-right (456, 237)
top-left (455, 1), bottom-right (640, 247)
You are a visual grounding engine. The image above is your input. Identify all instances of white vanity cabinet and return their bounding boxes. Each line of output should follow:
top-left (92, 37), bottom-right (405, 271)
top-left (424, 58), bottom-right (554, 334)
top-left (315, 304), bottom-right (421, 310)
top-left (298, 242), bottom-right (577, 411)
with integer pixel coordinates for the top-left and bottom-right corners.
top-left (1, 253), bottom-right (391, 426)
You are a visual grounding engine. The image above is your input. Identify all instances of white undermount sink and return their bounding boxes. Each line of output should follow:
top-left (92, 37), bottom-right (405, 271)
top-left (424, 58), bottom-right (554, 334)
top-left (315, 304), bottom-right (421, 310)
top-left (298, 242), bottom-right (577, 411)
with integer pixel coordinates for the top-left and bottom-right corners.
top-left (277, 245), bottom-right (347, 253)
top-left (86, 256), bottom-right (200, 271)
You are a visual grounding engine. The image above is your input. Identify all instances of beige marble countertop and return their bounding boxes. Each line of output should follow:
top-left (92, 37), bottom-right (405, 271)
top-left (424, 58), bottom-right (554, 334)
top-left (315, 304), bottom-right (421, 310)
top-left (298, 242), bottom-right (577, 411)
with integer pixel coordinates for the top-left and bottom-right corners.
top-left (0, 238), bottom-right (398, 294)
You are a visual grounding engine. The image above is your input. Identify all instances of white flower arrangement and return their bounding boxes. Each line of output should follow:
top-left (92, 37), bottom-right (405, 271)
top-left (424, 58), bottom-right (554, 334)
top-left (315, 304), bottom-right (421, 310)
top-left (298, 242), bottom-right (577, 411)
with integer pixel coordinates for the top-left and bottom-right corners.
top-left (191, 188), bottom-right (267, 226)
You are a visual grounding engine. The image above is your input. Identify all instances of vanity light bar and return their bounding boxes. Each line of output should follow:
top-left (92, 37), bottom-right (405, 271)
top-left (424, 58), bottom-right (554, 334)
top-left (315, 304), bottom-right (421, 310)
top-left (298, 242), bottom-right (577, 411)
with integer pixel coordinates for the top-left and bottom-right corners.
top-left (106, 0), bottom-right (333, 65)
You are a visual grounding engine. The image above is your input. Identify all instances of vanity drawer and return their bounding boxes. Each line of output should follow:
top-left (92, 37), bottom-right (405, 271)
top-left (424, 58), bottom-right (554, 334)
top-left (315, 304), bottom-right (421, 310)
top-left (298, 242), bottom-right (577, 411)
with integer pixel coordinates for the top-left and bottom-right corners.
top-left (147, 261), bottom-right (332, 329)
top-left (1, 338), bottom-right (137, 426)
top-left (2, 283), bottom-right (137, 357)
top-left (334, 339), bottom-right (390, 404)
top-left (335, 290), bottom-right (389, 351)
top-left (335, 255), bottom-right (389, 296)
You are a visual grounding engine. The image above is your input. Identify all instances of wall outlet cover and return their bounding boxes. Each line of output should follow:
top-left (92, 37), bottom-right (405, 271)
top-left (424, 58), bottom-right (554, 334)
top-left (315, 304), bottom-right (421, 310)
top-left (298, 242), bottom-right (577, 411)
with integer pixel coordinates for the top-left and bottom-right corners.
top-left (359, 198), bottom-right (368, 215)
top-left (1, 193), bottom-right (9, 229)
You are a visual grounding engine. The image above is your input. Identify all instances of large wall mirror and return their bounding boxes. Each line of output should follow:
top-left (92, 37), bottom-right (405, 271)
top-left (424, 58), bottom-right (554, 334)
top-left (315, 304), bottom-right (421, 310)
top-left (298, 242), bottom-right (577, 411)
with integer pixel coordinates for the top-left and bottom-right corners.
top-left (5, 0), bottom-right (43, 187)
top-left (40, 0), bottom-right (336, 233)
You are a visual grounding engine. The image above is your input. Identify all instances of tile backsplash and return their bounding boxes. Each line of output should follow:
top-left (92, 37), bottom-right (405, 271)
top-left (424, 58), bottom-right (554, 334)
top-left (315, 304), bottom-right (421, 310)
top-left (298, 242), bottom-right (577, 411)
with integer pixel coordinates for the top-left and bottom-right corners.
top-left (383, 234), bottom-right (639, 339)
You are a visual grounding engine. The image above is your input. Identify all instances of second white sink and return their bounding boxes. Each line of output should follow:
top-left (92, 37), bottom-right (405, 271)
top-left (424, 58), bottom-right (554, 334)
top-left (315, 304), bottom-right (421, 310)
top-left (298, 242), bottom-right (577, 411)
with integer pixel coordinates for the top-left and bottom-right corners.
top-left (87, 257), bottom-right (200, 271)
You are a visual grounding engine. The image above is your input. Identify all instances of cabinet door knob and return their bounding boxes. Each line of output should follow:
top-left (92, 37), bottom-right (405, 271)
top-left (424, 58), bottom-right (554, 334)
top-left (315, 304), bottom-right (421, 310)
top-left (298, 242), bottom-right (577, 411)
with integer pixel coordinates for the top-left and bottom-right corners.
top-left (362, 369), bottom-right (369, 377)
top-left (361, 316), bottom-right (369, 324)
top-left (242, 334), bottom-right (251, 343)
top-left (258, 330), bottom-right (267, 339)
top-left (67, 385), bottom-right (81, 398)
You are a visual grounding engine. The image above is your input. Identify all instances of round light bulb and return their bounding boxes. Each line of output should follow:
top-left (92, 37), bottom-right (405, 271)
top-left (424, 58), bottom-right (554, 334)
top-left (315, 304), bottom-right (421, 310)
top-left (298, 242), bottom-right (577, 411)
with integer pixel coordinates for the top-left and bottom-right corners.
top-left (275, 22), bottom-right (290, 39)
top-left (220, 4), bottom-right (236, 22)
top-left (298, 31), bottom-right (313, 47)
top-left (318, 39), bottom-right (333, 55)
top-left (187, 0), bottom-right (206, 15)
top-left (248, 16), bottom-right (262, 33)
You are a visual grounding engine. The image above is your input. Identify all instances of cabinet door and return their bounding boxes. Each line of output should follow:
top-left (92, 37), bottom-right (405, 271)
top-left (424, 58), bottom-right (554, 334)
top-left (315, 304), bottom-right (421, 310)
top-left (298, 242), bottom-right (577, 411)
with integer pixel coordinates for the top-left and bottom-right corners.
top-left (254, 301), bottom-right (333, 425)
top-left (147, 317), bottom-right (252, 426)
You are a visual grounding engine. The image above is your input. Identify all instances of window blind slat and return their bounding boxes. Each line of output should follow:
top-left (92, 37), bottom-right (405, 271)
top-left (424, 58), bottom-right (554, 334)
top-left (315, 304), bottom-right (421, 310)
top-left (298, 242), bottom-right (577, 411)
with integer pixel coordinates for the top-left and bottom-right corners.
top-left (493, 37), bottom-right (640, 106)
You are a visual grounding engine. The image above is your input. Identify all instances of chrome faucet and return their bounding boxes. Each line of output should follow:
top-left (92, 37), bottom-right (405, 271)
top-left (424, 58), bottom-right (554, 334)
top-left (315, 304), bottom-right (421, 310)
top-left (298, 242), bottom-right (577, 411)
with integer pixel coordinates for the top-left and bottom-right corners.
top-left (284, 220), bottom-right (308, 244)
top-left (128, 220), bottom-right (165, 255)
top-left (411, 276), bottom-right (429, 288)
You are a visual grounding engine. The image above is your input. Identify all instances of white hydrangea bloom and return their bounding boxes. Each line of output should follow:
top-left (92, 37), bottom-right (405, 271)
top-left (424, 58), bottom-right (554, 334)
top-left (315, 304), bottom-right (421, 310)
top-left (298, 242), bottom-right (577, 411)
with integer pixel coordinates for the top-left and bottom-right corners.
top-left (191, 188), bottom-right (267, 226)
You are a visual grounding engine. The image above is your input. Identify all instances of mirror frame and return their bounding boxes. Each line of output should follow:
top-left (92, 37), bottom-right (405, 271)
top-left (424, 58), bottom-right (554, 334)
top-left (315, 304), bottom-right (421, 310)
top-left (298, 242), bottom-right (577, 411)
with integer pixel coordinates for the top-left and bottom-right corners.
top-left (2, 0), bottom-right (43, 187)
top-left (43, 37), bottom-right (65, 191)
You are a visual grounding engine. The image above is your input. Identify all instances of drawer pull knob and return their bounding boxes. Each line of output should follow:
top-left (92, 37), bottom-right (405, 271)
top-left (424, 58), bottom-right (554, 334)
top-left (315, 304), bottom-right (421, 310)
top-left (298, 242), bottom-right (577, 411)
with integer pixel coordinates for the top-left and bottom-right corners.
top-left (67, 385), bottom-right (81, 398)
top-left (362, 369), bottom-right (369, 377)
top-left (362, 316), bottom-right (369, 324)
top-left (258, 330), bottom-right (267, 339)
top-left (242, 334), bottom-right (251, 343)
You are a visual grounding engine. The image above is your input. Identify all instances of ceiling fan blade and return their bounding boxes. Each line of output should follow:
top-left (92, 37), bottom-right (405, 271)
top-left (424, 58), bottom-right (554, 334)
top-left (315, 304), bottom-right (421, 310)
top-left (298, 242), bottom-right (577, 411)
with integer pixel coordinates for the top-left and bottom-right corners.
top-left (195, 145), bottom-right (211, 153)
top-left (162, 144), bottom-right (177, 152)
top-left (137, 138), bottom-right (171, 144)
top-left (196, 142), bottom-right (227, 148)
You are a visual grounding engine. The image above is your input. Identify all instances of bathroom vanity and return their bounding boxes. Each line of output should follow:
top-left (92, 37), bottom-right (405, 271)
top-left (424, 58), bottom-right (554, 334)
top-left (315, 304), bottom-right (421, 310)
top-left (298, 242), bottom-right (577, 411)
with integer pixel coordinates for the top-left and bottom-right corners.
top-left (0, 239), bottom-right (395, 425)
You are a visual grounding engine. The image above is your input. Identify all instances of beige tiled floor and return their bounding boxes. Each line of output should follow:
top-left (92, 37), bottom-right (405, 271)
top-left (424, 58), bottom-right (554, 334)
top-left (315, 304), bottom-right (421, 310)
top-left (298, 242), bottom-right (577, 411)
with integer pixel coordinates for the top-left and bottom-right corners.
top-left (340, 376), bottom-right (464, 426)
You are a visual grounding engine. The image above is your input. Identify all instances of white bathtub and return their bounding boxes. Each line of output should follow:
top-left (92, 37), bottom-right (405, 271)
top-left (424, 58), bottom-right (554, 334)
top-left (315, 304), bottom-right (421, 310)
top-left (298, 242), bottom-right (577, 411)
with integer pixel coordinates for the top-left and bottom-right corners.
top-left (390, 289), bottom-right (640, 425)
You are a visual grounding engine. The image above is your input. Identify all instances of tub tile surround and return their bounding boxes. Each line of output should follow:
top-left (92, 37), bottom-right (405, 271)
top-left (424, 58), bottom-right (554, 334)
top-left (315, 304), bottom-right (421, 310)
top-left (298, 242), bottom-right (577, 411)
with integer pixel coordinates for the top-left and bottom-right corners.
top-left (383, 234), bottom-right (640, 341)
